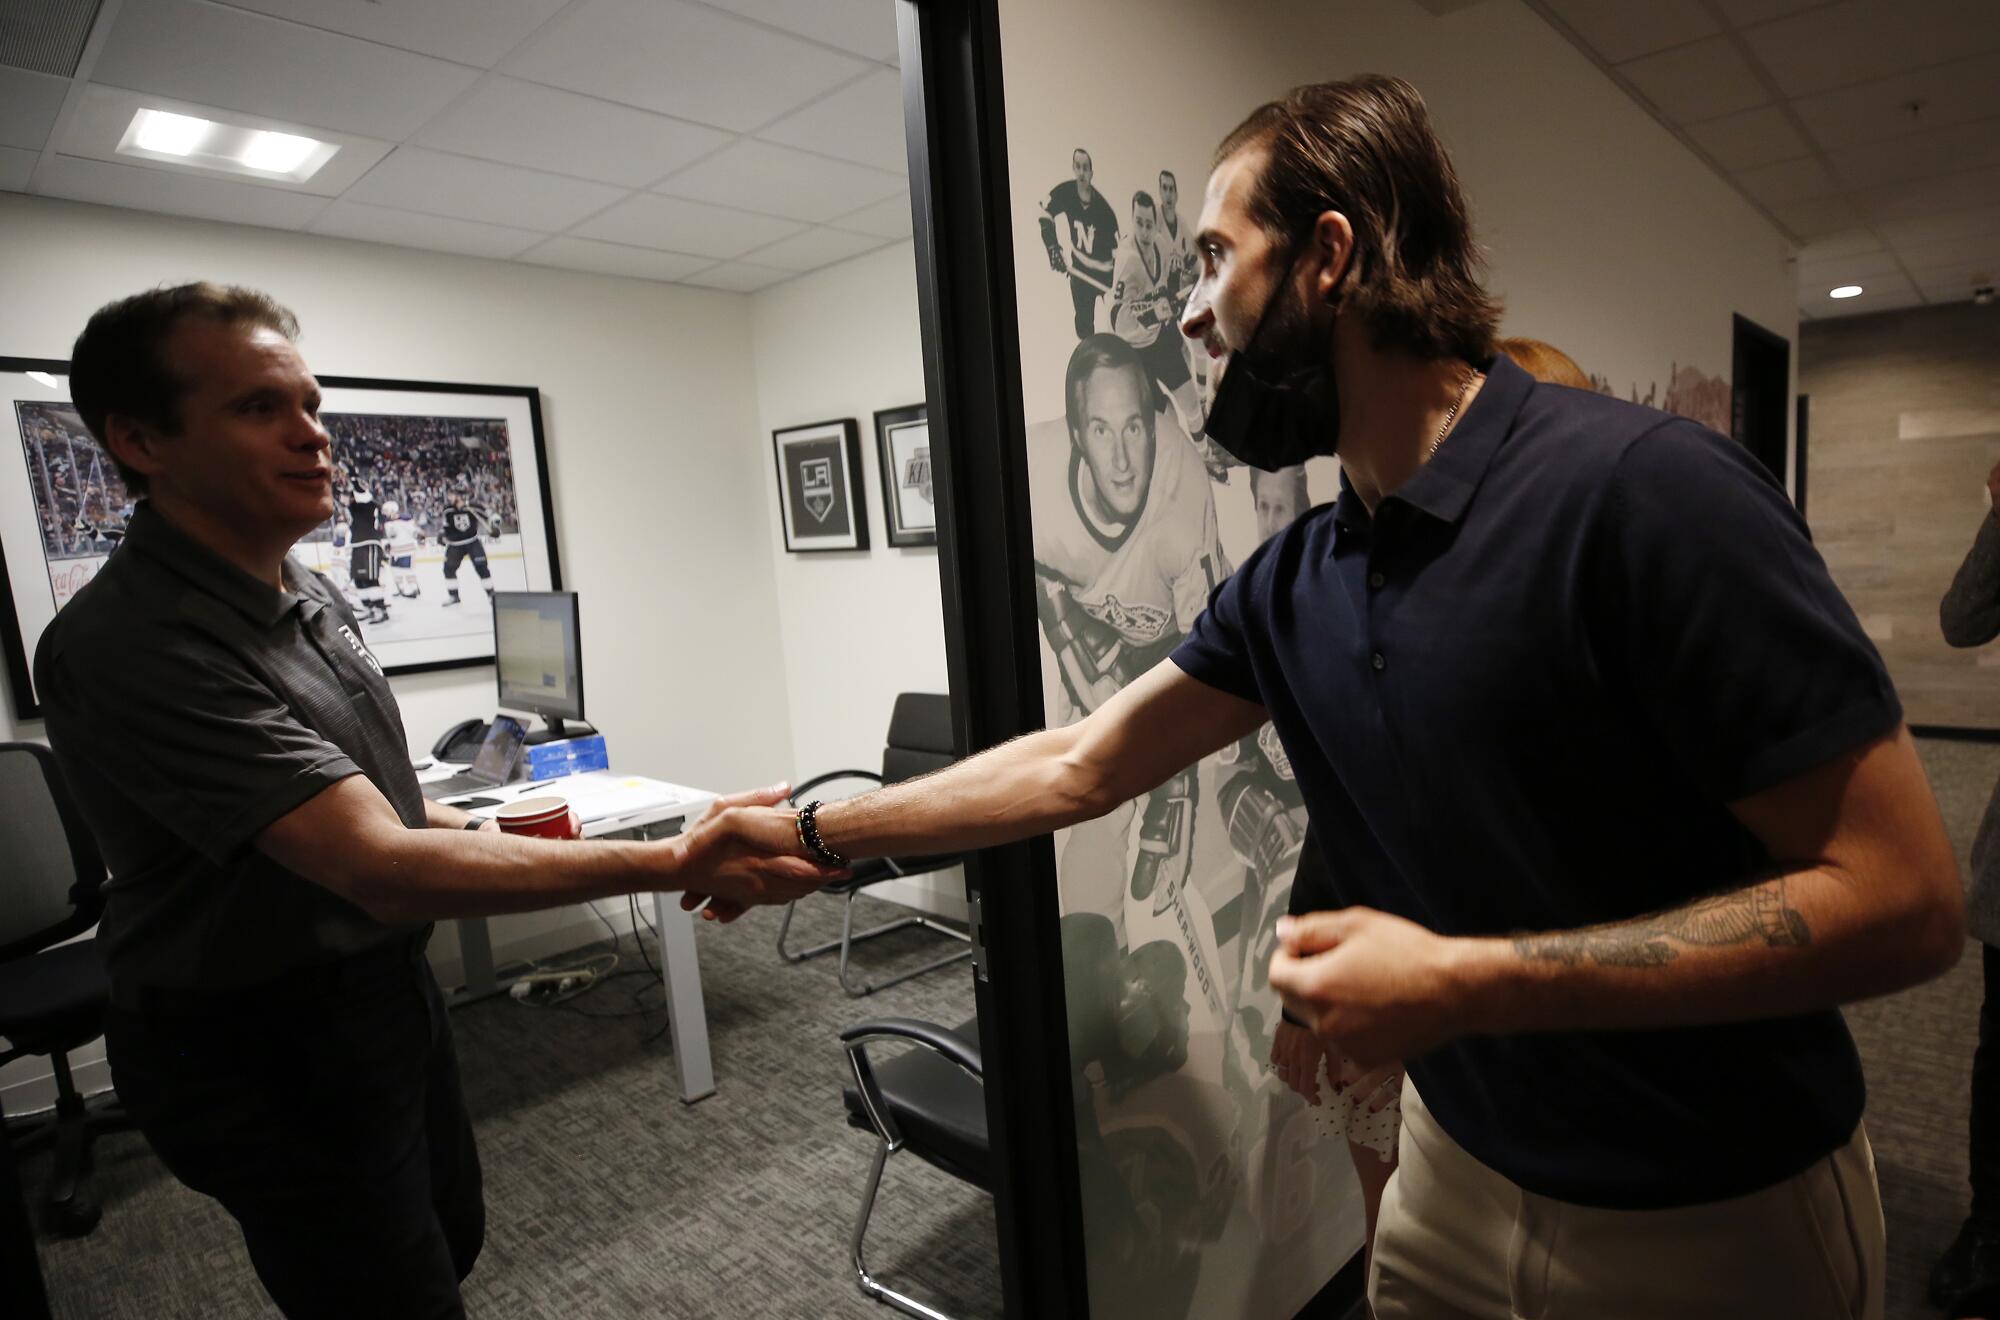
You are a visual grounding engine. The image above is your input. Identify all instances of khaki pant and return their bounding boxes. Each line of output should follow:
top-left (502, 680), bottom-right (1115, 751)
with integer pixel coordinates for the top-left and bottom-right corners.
top-left (1369, 1080), bottom-right (1884, 1320)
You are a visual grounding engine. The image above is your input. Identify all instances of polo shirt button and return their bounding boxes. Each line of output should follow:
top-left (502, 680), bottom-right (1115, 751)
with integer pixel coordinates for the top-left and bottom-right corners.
top-left (1371, 651), bottom-right (1387, 671)
top-left (1368, 571), bottom-right (1385, 589)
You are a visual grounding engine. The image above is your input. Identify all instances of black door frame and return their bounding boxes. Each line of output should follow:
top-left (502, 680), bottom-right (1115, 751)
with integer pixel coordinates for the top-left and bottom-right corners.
top-left (1731, 313), bottom-right (1792, 492)
top-left (897, 2), bottom-right (1089, 1315)
top-left (897, 4), bottom-right (1367, 1313)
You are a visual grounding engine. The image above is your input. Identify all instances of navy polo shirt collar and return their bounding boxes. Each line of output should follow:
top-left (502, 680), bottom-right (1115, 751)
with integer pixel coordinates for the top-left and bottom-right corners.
top-left (123, 502), bottom-right (305, 629)
top-left (1334, 351), bottom-right (1534, 529)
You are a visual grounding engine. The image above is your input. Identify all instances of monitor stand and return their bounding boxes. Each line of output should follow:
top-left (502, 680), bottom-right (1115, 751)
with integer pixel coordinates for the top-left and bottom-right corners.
top-left (525, 716), bottom-right (569, 746)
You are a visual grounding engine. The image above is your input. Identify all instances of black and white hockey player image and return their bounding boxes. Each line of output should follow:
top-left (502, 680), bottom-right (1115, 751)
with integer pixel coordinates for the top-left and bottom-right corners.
top-left (346, 484), bottom-right (389, 625)
top-left (439, 490), bottom-right (494, 605)
top-left (1110, 190), bottom-right (1210, 473)
top-left (1038, 147), bottom-right (1120, 339)
top-left (1027, 335), bottom-right (1225, 937)
top-left (1155, 169), bottom-right (1214, 424)
top-left (382, 499), bottom-right (423, 599)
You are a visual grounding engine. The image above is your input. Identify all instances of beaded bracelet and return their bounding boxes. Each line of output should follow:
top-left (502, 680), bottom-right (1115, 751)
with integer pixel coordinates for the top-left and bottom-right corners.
top-left (795, 799), bottom-right (848, 867)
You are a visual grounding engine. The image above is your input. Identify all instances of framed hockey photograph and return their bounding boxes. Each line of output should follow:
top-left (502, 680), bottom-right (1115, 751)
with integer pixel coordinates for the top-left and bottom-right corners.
top-left (874, 403), bottom-right (936, 548)
top-left (0, 360), bottom-right (561, 718)
top-left (773, 417), bottom-right (869, 553)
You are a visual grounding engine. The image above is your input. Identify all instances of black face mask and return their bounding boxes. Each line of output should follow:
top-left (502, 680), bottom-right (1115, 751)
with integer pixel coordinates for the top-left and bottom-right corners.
top-left (1201, 241), bottom-right (1339, 472)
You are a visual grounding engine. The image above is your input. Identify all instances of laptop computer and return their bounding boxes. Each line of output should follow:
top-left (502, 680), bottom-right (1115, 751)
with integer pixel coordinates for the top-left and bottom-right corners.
top-left (421, 714), bottom-right (529, 801)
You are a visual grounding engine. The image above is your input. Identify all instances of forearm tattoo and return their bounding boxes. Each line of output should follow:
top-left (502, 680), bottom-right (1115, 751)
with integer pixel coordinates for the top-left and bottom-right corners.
top-left (1512, 877), bottom-right (1812, 969)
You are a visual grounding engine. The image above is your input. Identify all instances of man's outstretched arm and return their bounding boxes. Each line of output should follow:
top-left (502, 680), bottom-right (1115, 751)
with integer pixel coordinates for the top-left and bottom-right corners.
top-left (682, 659), bottom-right (1269, 886)
top-left (1270, 725), bottom-right (1965, 1066)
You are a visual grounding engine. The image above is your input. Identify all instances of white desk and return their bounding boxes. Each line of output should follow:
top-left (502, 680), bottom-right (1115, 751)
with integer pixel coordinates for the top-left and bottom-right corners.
top-left (422, 767), bottom-right (718, 1105)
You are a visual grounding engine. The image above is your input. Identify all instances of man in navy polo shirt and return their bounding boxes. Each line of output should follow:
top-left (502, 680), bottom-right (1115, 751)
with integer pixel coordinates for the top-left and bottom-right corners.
top-left (693, 75), bottom-right (1963, 1317)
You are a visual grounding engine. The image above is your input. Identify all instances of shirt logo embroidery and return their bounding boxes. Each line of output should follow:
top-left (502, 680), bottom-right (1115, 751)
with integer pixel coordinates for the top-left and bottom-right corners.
top-left (337, 623), bottom-right (383, 676)
top-left (1082, 593), bottom-right (1169, 643)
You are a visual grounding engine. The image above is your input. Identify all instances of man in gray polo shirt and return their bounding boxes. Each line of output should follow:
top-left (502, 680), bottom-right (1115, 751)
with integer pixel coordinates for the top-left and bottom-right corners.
top-left (35, 283), bottom-right (831, 1319)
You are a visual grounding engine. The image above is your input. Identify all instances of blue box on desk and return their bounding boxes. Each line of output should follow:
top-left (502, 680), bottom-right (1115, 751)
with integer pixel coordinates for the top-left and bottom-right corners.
top-left (524, 734), bottom-right (608, 780)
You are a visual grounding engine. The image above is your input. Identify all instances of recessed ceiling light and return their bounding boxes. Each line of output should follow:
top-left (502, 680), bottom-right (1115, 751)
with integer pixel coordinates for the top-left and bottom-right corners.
top-left (1830, 284), bottom-right (1864, 299)
top-left (117, 108), bottom-right (338, 182)
top-left (133, 109), bottom-right (211, 157)
top-left (239, 130), bottom-right (317, 174)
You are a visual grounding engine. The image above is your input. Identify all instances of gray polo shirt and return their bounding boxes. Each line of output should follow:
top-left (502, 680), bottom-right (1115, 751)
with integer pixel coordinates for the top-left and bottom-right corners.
top-left (35, 502), bottom-right (428, 995)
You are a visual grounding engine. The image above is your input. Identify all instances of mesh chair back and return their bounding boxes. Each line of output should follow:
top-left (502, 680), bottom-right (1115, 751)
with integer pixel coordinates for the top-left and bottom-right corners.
top-left (0, 743), bottom-right (105, 960)
top-left (881, 693), bottom-right (955, 786)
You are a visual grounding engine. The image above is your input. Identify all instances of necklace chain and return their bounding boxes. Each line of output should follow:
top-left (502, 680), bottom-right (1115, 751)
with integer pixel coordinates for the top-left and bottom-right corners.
top-left (1424, 369), bottom-right (1482, 462)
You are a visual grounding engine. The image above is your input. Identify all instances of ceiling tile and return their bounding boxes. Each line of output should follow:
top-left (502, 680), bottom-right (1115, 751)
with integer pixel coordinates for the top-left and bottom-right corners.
top-left (413, 78), bottom-right (731, 188)
top-left (1913, 267), bottom-right (1997, 301)
top-left (0, 145), bottom-right (38, 192)
top-left (308, 199), bottom-right (545, 258)
top-left (655, 139), bottom-right (901, 222)
top-left (34, 153), bottom-right (327, 228)
top-left (1793, 49), bottom-right (2000, 150)
top-left (344, 146), bottom-right (626, 231)
top-left (207, 0), bottom-right (570, 68)
top-left (681, 260), bottom-right (792, 292)
top-left (1826, 117), bottom-right (2000, 190)
top-left (1796, 247), bottom-right (1907, 287)
top-left (1541, 0), bottom-right (1718, 64)
top-left (571, 191), bottom-right (804, 258)
top-left (1713, 0), bottom-right (1832, 22)
top-left (91, 0), bottom-right (480, 140)
top-left (757, 67), bottom-right (905, 172)
top-left (1685, 104), bottom-right (1813, 171)
top-left (1740, 0), bottom-right (2000, 100)
top-left (1877, 204), bottom-right (2000, 247)
top-left (503, 0), bottom-right (867, 132)
top-left (0, 67), bottom-right (69, 153)
top-left (737, 224), bottom-right (884, 271)
top-left (829, 190), bottom-right (911, 238)
top-left (1733, 153), bottom-right (1842, 207)
top-left (516, 236), bottom-right (716, 281)
top-left (1617, 35), bottom-right (1771, 124)
top-left (1850, 167), bottom-right (2000, 225)
top-left (1798, 227), bottom-right (1885, 261)
top-left (1895, 232), bottom-right (2000, 271)
top-left (1771, 193), bottom-right (1865, 237)
top-left (697, 0), bottom-right (898, 63)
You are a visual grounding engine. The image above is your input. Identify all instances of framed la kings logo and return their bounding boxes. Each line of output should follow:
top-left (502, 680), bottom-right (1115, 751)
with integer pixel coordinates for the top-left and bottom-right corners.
top-left (774, 417), bottom-right (868, 553)
top-left (873, 402), bottom-right (936, 548)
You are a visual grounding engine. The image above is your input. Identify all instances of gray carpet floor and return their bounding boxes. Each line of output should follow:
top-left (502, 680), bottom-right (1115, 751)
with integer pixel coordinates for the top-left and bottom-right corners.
top-left (22, 737), bottom-right (2000, 1317)
top-left (23, 896), bottom-right (1000, 1319)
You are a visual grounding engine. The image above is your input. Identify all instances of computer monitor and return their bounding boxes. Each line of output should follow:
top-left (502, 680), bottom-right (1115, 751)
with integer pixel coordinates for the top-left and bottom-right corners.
top-left (493, 590), bottom-right (584, 738)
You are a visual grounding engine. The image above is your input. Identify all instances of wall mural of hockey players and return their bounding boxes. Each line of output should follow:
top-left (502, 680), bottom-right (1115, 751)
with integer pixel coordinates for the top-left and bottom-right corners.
top-left (1017, 146), bottom-right (1357, 1318)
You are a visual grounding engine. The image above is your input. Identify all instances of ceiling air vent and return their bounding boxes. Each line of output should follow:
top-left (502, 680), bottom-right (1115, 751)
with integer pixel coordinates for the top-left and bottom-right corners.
top-left (0, 0), bottom-right (102, 78)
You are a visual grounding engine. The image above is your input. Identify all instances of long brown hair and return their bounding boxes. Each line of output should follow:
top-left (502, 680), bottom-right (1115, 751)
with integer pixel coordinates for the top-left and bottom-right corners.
top-left (1217, 75), bottom-right (1500, 363)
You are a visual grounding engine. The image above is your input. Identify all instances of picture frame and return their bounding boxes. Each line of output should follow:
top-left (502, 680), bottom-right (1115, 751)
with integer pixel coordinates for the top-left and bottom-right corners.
top-left (0, 359), bottom-right (562, 718)
top-left (874, 402), bottom-right (937, 548)
top-left (773, 417), bottom-right (869, 553)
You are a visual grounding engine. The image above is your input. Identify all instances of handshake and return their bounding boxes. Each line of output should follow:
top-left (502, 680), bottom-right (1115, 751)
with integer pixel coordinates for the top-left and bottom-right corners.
top-left (670, 783), bottom-right (848, 924)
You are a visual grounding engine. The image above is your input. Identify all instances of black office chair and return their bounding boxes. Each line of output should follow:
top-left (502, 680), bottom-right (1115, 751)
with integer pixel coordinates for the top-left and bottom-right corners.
top-left (778, 693), bottom-right (972, 996)
top-left (840, 1016), bottom-right (987, 1320)
top-left (0, 741), bottom-right (129, 1237)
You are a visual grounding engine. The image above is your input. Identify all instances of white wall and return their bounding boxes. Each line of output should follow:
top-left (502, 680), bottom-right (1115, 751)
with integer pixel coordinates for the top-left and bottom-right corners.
top-left (0, 192), bottom-right (798, 1106)
top-left (746, 240), bottom-right (963, 918)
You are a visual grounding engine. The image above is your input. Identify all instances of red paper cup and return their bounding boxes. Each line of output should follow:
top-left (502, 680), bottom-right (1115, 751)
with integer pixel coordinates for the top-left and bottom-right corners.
top-left (495, 795), bottom-right (580, 840)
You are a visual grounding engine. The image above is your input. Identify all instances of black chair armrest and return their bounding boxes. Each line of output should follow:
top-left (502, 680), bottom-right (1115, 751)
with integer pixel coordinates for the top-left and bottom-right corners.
top-left (841, 1017), bottom-right (982, 1152)
top-left (839, 1017), bottom-right (984, 1079)
top-left (789, 769), bottom-right (885, 803)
